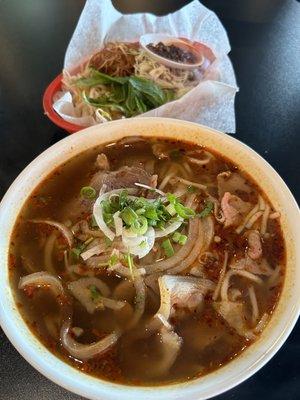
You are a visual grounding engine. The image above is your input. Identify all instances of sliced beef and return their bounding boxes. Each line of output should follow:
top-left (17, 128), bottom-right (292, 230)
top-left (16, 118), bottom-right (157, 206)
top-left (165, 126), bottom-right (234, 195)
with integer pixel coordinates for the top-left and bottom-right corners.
top-left (230, 256), bottom-right (273, 276)
top-left (221, 192), bottom-right (251, 228)
top-left (247, 230), bottom-right (263, 260)
top-left (217, 171), bottom-right (252, 198)
top-left (213, 301), bottom-right (254, 339)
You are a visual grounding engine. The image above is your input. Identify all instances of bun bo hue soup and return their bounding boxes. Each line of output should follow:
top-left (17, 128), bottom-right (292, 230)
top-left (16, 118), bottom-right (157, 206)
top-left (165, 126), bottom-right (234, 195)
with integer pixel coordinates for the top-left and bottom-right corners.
top-left (9, 137), bottom-right (285, 385)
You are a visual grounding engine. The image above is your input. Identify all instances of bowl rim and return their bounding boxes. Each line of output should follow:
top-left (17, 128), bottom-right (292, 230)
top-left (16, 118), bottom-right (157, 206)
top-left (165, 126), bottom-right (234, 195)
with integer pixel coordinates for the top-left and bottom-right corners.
top-left (0, 117), bottom-right (299, 400)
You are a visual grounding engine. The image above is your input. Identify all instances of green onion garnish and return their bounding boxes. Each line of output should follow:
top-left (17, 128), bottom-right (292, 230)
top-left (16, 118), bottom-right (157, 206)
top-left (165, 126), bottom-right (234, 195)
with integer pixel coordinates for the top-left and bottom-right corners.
top-left (172, 231), bottom-right (187, 245)
top-left (108, 253), bottom-right (119, 267)
top-left (130, 216), bottom-right (148, 235)
top-left (174, 202), bottom-right (195, 219)
top-left (198, 201), bottom-right (214, 218)
top-left (162, 239), bottom-right (175, 257)
top-left (187, 185), bottom-right (196, 193)
top-left (80, 186), bottom-right (96, 199)
top-left (120, 206), bottom-right (138, 226)
top-left (89, 285), bottom-right (100, 300)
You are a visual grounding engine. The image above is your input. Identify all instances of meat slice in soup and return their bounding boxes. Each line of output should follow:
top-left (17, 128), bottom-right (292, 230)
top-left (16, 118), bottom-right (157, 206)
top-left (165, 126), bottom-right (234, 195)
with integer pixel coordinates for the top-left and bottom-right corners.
top-left (9, 137), bottom-right (285, 385)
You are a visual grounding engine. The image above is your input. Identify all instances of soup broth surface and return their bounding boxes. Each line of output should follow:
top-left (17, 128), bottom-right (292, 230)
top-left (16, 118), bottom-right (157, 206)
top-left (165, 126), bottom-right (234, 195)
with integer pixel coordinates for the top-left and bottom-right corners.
top-left (9, 137), bottom-right (285, 385)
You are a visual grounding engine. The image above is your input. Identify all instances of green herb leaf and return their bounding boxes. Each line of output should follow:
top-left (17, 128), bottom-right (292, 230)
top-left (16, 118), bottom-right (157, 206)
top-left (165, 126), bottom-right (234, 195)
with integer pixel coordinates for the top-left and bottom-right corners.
top-left (198, 201), bottom-right (214, 218)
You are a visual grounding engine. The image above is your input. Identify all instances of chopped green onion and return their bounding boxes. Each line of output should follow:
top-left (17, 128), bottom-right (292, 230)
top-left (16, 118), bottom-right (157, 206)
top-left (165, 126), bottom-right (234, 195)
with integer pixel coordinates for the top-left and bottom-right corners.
top-left (165, 203), bottom-right (176, 216)
top-left (174, 202), bottom-right (195, 219)
top-left (108, 253), bottom-right (119, 267)
top-left (178, 234), bottom-right (187, 245)
top-left (144, 206), bottom-right (158, 220)
top-left (156, 220), bottom-right (165, 230)
top-left (124, 252), bottom-right (134, 279)
top-left (172, 231), bottom-right (182, 243)
top-left (80, 186), bottom-right (96, 199)
top-left (70, 247), bottom-right (81, 260)
top-left (198, 201), bottom-right (214, 218)
top-left (139, 239), bottom-right (147, 248)
top-left (162, 239), bottom-right (175, 257)
top-left (172, 231), bottom-right (187, 245)
top-left (167, 193), bottom-right (177, 204)
top-left (121, 206), bottom-right (138, 226)
top-left (130, 215), bottom-right (148, 235)
top-left (89, 285), bottom-right (100, 300)
top-left (119, 190), bottom-right (128, 208)
top-left (187, 185), bottom-right (196, 193)
top-left (136, 207), bottom-right (146, 215)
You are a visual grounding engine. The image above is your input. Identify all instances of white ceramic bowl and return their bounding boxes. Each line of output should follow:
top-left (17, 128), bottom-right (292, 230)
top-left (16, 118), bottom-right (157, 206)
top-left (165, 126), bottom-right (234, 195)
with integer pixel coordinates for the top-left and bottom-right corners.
top-left (140, 33), bottom-right (204, 70)
top-left (0, 118), bottom-right (299, 400)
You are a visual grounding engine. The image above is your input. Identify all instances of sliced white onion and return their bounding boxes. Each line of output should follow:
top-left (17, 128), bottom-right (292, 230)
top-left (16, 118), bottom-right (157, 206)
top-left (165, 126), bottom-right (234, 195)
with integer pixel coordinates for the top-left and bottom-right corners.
top-left (93, 188), bottom-right (136, 241)
top-left (154, 218), bottom-right (183, 238)
top-left (80, 244), bottom-right (106, 261)
top-left (30, 219), bottom-right (74, 248)
top-left (113, 211), bottom-right (123, 237)
top-left (134, 182), bottom-right (165, 196)
top-left (19, 271), bottom-right (64, 298)
top-left (61, 322), bottom-right (120, 361)
top-left (122, 226), bottom-right (155, 258)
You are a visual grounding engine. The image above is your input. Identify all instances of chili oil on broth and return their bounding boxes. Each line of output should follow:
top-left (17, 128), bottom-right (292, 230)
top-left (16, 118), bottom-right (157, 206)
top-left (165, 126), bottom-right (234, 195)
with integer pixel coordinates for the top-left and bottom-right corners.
top-left (9, 137), bottom-right (285, 385)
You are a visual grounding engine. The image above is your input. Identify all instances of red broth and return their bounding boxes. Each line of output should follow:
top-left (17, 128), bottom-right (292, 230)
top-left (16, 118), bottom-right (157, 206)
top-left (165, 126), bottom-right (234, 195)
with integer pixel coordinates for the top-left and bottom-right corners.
top-left (9, 137), bottom-right (285, 385)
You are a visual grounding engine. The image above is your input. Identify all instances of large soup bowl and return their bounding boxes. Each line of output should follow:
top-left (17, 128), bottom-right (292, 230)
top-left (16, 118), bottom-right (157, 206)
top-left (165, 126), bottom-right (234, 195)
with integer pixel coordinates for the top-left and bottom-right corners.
top-left (0, 118), bottom-right (299, 400)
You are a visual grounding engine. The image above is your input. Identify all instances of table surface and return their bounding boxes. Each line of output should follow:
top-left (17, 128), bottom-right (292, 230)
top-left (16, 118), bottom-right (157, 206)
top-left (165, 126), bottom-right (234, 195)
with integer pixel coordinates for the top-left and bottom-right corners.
top-left (0, 1), bottom-right (299, 399)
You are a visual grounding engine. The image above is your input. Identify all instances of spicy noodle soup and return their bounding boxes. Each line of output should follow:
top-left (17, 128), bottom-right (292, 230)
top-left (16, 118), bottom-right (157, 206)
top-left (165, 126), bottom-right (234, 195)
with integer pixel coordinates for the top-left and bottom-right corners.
top-left (9, 137), bottom-right (285, 385)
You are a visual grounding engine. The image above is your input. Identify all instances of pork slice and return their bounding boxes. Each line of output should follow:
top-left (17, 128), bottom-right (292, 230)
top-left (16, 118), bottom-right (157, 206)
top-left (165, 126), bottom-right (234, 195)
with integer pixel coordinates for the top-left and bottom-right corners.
top-left (213, 301), bottom-right (254, 339)
top-left (221, 192), bottom-right (251, 228)
top-left (157, 275), bottom-right (215, 321)
top-left (231, 256), bottom-right (273, 276)
top-left (217, 171), bottom-right (252, 198)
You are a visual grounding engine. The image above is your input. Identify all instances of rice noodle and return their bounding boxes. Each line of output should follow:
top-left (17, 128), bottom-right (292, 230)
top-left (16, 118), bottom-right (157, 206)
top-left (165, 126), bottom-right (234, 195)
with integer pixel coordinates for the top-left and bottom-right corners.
top-left (169, 176), bottom-right (206, 190)
top-left (267, 265), bottom-right (281, 288)
top-left (158, 172), bottom-right (176, 190)
top-left (186, 156), bottom-right (210, 166)
top-left (235, 204), bottom-right (259, 234)
top-left (143, 218), bottom-right (199, 274)
top-left (44, 232), bottom-right (57, 274)
top-left (182, 162), bottom-right (193, 175)
top-left (80, 244), bottom-right (106, 261)
top-left (212, 251), bottom-right (229, 301)
top-left (30, 219), bottom-right (74, 248)
top-left (253, 313), bottom-right (269, 333)
top-left (245, 211), bottom-right (263, 229)
top-left (260, 203), bottom-right (270, 235)
top-left (221, 269), bottom-right (263, 302)
top-left (258, 195), bottom-right (265, 211)
top-left (269, 211), bottom-right (280, 220)
top-left (248, 286), bottom-right (259, 323)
